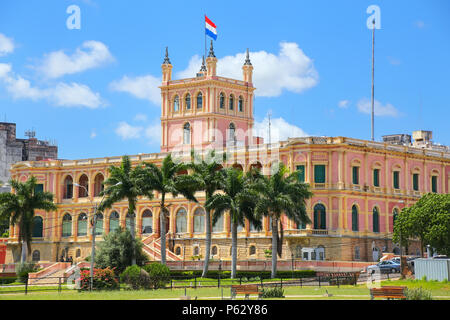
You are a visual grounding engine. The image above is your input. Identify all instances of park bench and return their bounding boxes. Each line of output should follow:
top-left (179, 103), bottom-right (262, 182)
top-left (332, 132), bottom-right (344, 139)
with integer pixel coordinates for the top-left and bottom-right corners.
top-left (231, 284), bottom-right (262, 300)
top-left (316, 272), bottom-right (360, 285)
top-left (370, 286), bottom-right (407, 300)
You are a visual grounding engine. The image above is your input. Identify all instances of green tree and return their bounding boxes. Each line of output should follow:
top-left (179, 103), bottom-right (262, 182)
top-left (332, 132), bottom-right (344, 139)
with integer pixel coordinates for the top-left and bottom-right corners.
top-left (252, 163), bottom-right (312, 278)
top-left (138, 154), bottom-right (199, 265)
top-left (0, 176), bottom-right (57, 262)
top-left (187, 150), bottom-right (224, 278)
top-left (206, 167), bottom-right (260, 278)
top-left (99, 155), bottom-right (151, 265)
top-left (393, 193), bottom-right (450, 256)
top-left (95, 227), bottom-right (148, 275)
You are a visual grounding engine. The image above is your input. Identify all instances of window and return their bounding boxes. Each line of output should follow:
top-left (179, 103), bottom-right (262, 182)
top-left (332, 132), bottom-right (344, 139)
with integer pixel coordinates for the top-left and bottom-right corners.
top-left (126, 212), bottom-right (135, 232)
top-left (175, 246), bottom-right (181, 255)
top-left (296, 165), bottom-right (305, 182)
top-left (212, 246), bottom-right (218, 256)
top-left (354, 246), bottom-right (360, 260)
top-left (314, 165), bottom-right (326, 183)
top-left (34, 184), bottom-right (44, 194)
top-left (193, 208), bottom-right (205, 233)
top-left (77, 213), bottom-right (88, 236)
top-left (78, 174), bottom-right (89, 197)
top-left (176, 208), bottom-right (187, 233)
top-left (313, 204), bottom-right (326, 230)
top-left (173, 95), bottom-right (179, 112)
top-left (109, 211), bottom-right (120, 232)
top-left (295, 245), bottom-right (302, 258)
top-left (213, 212), bottom-right (224, 233)
top-left (63, 176), bottom-right (73, 199)
top-left (193, 246), bottom-right (199, 256)
top-left (93, 174), bottom-right (104, 197)
top-left (372, 207), bottom-right (380, 233)
top-left (228, 123), bottom-right (236, 142)
top-left (142, 210), bottom-right (153, 234)
top-left (196, 92), bottom-right (203, 109)
top-left (183, 123), bottom-right (191, 145)
top-left (229, 95), bottom-right (234, 110)
top-left (431, 175), bottom-right (438, 193)
top-left (352, 205), bottom-right (358, 232)
top-left (297, 221), bottom-right (306, 229)
top-left (352, 166), bottom-right (359, 185)
top-left (185, 94), bottom-right (191, 110)
top-left (76, 249), bottom-right (81, 258)
top-left (32, 216), bottom-right (43, 238)
top-left (249, 245), bottom-right (256, 255)
top-left (413, 173), bottom-right (419, 191)
top-left (95, 213), bottom-right (103, 235)
top-left (393, 171), bottom-right (400, 189)
top-left (249, 221), bottom-right (257, 232)
top-left (393, 208), bottom-right (399, 228)
top-left (62, 214), bottom-right (72, 237)
top-left (219, 93), bottom-right (225, 109)
top-left (238, 96), bottom-right (244, 112)
top-left (373, 169), bottom-right (380, 187)
top-left (32, 250), bottom-right (40, 262)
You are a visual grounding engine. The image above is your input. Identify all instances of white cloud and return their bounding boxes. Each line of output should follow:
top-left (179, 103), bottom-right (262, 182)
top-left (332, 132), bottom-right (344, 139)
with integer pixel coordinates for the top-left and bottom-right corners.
top-left (37, 40), bottom-right (114, 78)
top-left (134, 113), bottom-right (148, 122)
top-left (357, 98), bottom-right (400, 117)
top-left (115, 120), bottom-right (161, 145)
top-left (144, 122), bottom-right (161, 145)
top-left (253, 117), bottom-right (309, 143)
top-left (338, 100), bottom-right (350, 108)
top-left (0, 63), bottom-right (105, 108)
top-left (115, 122), bottom-right (143, 140)
top-left (0, 34), bottom-right (14, 57)
top-left (109, 74), bottom-right (161, 105)
top-left (177, 42), bottom-right (319, 97)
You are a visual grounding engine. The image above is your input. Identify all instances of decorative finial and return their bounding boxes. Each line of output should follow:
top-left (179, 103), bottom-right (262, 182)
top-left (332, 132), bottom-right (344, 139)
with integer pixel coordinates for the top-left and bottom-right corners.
top-left (244, 48), bottom-right (252, 66)
top-left (163, 46), bottom-right (171, 64)
top-left (199, 55), bottom-right (207, 72)
top-left (208, 40), bottom-right (215, 58)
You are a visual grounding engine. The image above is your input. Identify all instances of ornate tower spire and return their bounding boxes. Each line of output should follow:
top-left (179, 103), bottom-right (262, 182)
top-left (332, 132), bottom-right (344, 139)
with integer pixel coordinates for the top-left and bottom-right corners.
top-left (208, 40), bottom-right (216, 58)
top-left (242, 48), bottom-right (253, 83)
top-left (199, 56), bottom-right (207, 72)
top-left (244, 48), bottom-right (252, 65)
top-left (163, 46), bottom-right (171, 64)
top-left (161, 46), bottom-right (173, 83)
top-left (206, 41), bottom-right (217, 77)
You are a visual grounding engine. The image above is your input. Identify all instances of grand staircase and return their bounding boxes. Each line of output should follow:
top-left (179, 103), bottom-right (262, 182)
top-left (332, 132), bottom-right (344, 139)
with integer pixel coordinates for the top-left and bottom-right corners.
top-left (141, 234), bottom-right (181, 261)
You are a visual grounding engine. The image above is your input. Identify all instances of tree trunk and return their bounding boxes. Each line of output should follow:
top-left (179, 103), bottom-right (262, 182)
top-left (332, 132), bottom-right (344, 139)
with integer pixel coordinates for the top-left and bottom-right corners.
top-left (129, 209), bottom-right (136, 265)
top-left (202, 207), bottom-right (212, 278)
top-left (271, 217), bottom-right (278, 279)
top-left (160, 204), bottom-right (167, 265)
top-left (231, 221), bottom-right (238, 279)
top-left (21, 241), bottom-right (27, 264)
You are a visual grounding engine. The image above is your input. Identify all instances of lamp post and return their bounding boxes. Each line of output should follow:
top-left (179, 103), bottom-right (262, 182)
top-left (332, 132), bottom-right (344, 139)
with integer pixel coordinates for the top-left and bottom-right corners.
top-left (74, 181), bottom-right (121, 291)
top-left (398, 200), bottom-right (405, 278)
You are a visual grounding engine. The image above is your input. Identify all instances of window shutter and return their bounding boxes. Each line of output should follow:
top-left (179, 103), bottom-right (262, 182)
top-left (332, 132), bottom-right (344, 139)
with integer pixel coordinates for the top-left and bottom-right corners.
top-left (352, 206), bottom-right (358, 231)
top-left (413, 174), bottom-right (419, 191)
top-left (373, 208), bottom-right (379, 233)
top-left (432, 176), bottom-right (437, 193)
top-left (314, 165), bottom-right (326, 183)
top-left (296, 165), bottom-right (305, 182)
top-left (352, 167), bottom-right (359, 185)
top-left (393, 171), bottom-right (399, 189)
top-left (373, 169), bottom-right (379, 187)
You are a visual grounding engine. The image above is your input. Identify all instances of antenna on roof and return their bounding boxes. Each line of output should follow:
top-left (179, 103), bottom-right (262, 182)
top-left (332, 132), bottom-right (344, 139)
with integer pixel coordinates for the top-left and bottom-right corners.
top-left (25, 129), bottom-right (36, 139)
top-left (371, 18), bottom-right (375, 141)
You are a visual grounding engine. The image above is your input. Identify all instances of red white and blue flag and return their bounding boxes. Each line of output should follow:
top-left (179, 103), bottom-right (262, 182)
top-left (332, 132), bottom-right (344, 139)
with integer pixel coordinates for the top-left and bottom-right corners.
top-left (205, 15), bottom-right (217, 40)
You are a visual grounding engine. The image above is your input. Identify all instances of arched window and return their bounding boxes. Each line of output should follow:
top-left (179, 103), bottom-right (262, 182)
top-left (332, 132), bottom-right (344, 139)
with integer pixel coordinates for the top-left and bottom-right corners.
top-left (313, 204), bottom-right (326, 230)
top-left (95, 213), bottom-right (103, 235)
top-left (196, 92), bottom-right (203, 109)
top-left (32, 216), bottom-right (43, 238)
top-left (249, 221), bottom-right (257, 232)
top-left (193, 208), bottom-right (205, 233)
top-left (62, 213), bottom-right (72, 237)
top-left (109, 211), bottom-right (120, 233)
top-left (185, 94), bottom-right (191, 110)
top-left (229, 95), bottom-right (234, 110)
top-left (249, 245), bottom-right (256, 255)
top-left (295, 245), bottom-right (302, 258)
top-left (212, 213), bottom-right (224, 233)
top-left (193, 246), bottom-right (200, 256)
top-left (76, 249), bottom-right (81, 258)
top-left (176, 208), bottom-right (187, 233)
top-left (228, 123), bottom-right (236, 142)
top-left (212, 246), bottom-right (218, 256)
top-left (78, 174), bottom-right (89, 197)
top-left (219, 92), bottom-right (225, 109)
top-left (93, 173), bottom-right (104, 197)
top-left (238, 96), bottom-right (244, 112)
top-left (352, 205), bottom-right (359, 231)
top-left (373, 207), bottom-right (380, 233)
top-left (173, 95), bottom-right (179, 112)
top-left (142, 210), bottom-right (153, 234)
top-left (175, 246), bottom-right (181, 255)
top-left (126, 212), bottom-right (135, 232)
top-left (63, 176), bottom-right (73, 199)
top-left (183, 123), bottom-right (191, 145)
top-left (77, 213), bottom-right (88, 236)
top-left (32, 250), bottom-right (40, 262)
top-left (354, 246), bottom-right (360, 260)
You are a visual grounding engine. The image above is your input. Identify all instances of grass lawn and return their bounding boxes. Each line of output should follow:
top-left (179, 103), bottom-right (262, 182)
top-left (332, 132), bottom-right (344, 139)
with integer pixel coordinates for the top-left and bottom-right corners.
top-left (0, 279), bottom-right (448, 300)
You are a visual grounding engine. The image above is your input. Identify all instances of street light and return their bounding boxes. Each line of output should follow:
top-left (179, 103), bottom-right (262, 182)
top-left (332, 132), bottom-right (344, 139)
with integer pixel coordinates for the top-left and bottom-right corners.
top-left (74, 181), bottom-right (122, 291)
top-left (398, 200), bottom-right (405, 278)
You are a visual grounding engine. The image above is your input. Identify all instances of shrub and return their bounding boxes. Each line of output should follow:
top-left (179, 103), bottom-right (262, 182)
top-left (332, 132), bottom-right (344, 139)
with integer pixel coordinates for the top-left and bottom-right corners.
top-left (143, 263), bottom-right (170, 289)
top-left (15, 262), bottom-right (38, 283)
top-left (0, 276), bottom-right (17, 285)
top-left (120, 265), bottom-right (151, 290)
top-left (79, 267), bottom-right (119, 291)
top-left (260, 286), bottom-right (285, 298)
top-left (405, 287), bottom-right (433, 300)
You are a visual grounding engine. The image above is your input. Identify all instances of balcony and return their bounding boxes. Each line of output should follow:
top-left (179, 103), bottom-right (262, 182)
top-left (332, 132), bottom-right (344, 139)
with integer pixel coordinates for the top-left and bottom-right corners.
top-left (311, 229), bottom-right (328, 235)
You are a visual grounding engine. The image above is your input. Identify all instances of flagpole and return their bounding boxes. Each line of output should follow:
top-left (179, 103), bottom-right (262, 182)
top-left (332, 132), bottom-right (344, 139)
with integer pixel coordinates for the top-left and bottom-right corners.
top-left (204, 14), bottom-right (207, 59)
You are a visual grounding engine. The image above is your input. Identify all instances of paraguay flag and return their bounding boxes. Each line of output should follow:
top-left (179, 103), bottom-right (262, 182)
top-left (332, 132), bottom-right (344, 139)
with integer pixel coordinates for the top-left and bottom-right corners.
top-left (205, 15), bottom-right (217, 40)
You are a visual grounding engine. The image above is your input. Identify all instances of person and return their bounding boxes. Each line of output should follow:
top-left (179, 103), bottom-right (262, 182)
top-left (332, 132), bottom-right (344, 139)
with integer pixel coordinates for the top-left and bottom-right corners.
top-left (60, 255), bottom-right (65, 262)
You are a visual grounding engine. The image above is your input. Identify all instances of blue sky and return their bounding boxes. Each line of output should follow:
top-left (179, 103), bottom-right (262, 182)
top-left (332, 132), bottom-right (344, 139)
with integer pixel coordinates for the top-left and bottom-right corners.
top-left (0, 0), bottom-right (449, 160)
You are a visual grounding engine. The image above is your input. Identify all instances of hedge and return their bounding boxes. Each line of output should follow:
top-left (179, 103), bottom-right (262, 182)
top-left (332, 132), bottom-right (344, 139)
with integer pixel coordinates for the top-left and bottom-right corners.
top-left (169, 270), bottom-right (316, 279)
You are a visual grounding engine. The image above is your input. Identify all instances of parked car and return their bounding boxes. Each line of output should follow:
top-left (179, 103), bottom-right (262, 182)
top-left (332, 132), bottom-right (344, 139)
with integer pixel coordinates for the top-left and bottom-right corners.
top-left (367, 260), bottom-right (401, 274)
top-left (432, 255), bottom-right (448, 259)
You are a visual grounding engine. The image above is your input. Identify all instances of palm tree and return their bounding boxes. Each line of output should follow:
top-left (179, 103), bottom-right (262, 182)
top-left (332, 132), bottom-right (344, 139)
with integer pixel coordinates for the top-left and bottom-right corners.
top-left (0, 176), bottom-right (57, 263)
top-left (206, 167), bottom-right (260, 278)
top-left (98, 155), bottom-right (149, 265)
top-left (187, 150), bottom-right (224, 278)
top-left (138, 154), bottom-right (199, 265)
top-left (252, 163), bottom-right (312, 278)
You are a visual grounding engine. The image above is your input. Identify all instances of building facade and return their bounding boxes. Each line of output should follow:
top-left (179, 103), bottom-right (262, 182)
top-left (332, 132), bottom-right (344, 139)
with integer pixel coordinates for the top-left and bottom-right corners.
top-left (5, 45), bottom-right (450, 264)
